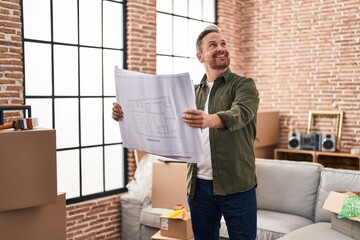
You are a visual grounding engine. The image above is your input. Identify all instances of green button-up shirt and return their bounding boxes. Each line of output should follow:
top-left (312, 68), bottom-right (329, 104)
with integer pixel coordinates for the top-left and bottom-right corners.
top-left (187, 68), bottom-right (259, 198)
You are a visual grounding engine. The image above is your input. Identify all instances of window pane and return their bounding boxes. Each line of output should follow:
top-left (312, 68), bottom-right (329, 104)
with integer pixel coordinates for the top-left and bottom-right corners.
top-left (103, 2), bottom-right (123, 49)
top-left (157, 55), bottom-right (173, 75)
top-left (104, 98), bottom-right (122, 144)
top-left (55, 98), bottom-right (79, 148)
top-left (173, 57), bottom-right (189, 74)
top-left (57, 150), bottom-right (80, 199)
top-left (24, 42), bottom-right (52, 96)
top-left (80, 47), bottom-right (102, 96)
top-left (203, 0), bottom-right (216, 22)
top-left (105, 145), bottom-right (124, 191)
top-left (188, 58), bottom-right (204, 85)
top-left (156, 0), bottom-right (172, 12)
top-left (156, 13), bottom-right (173, 55)
top-left (173, 0), bottom-right (187, 16)
top-left (53, 0), bottom-right (78, 44)
top-left (23, 0), bottom-right (51, 40)
top-left (103, 49), bottom-right (123, 96)
top-left (54, 45), bottom-right (79, 96)
top-left (23, 0), bottom-right (126, 202)
top-left (25, 99), bottom-right (53, 129)
top-left (173, 17), bottom-right (188, 56)
top-left (80, 98), bottom-right (103, 146)
top-left (79, 0), bottom-right (102, 46)
top-left (188, 19), bottom-right (203, 57)
top-left (189, 0), bottom-right (202, 20)
top-left (82, 147), bottom-right (103, 196)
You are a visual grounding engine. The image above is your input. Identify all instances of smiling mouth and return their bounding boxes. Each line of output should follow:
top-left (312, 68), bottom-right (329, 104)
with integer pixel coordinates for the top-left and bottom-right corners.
top-left (214, 51), bottom-right (228, 59)
top-left (215, 55), bottom-right (228, 60)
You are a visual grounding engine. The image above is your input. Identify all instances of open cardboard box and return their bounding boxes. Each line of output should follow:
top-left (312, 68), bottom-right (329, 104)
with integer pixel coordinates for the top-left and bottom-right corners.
top-left (160, 216), bottom-right (193, 240)
top-left (322, 191), bottom-right (360, 222)
top-left (323, 191), bottom-right (360, 239)
top-left (331, 214), bottom-right (360, 240)
top-left (159, 205), bottom-right (193, 239)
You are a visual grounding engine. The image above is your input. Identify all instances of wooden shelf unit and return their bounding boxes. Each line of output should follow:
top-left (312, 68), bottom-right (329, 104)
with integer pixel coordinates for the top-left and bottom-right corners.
top-left (274, 148), bottom-right (360, 170)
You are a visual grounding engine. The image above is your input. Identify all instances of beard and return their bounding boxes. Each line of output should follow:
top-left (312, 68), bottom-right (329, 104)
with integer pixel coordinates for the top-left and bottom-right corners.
top-left (208, 50), bottom-right (230, 70)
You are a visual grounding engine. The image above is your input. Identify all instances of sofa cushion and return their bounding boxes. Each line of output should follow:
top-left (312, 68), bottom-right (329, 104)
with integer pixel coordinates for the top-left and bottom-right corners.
top-left (218, 210), bottom-right (313, 240)
top-left (277, 222), bottom-right (354, 240)
top-left (256, 159), bottom-right (323, 220)
top-left (256, 209), bottom-right (313, 240)
top-left (315, 167), bottom-right (360, 222)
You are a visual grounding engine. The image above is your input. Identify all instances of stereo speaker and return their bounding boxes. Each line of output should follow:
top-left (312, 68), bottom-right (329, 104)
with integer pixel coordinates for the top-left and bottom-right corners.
top-left (322, 134), bottom-right (336, 152)
top-left (288, 132), bottom-right (301, 149)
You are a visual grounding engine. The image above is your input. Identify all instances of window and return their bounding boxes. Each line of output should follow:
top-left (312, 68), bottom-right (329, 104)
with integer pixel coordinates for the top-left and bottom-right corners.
top-left (22, 0), bottom-right (127, 204)
top-left (156, 0), bottom-right (216, 84)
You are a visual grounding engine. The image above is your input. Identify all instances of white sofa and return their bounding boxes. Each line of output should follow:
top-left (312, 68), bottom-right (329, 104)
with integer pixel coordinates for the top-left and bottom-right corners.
top-left (121, 158), bottom-right (360, 240)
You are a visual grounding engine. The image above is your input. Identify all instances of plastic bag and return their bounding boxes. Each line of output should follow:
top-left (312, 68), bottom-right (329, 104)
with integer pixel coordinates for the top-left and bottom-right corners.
top-left (125, 154), bottom-right (157, 205)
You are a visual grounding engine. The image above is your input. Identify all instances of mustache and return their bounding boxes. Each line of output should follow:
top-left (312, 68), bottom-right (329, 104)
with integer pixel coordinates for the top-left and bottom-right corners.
top-left (213, 50), bottom-right (229, 58)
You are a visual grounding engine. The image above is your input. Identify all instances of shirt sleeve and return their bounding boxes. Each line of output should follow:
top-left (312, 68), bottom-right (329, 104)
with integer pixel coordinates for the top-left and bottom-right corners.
top-left (216, 77), bottom-right (259, 131)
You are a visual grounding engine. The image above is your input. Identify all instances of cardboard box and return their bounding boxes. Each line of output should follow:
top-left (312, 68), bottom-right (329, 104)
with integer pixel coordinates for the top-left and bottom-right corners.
top-left (151, 230), bottom-right (194, 240)
top-left (322, 191), bottom-right (360, 222)
top-left (331, 214), bottom-right (360, 240)
top-left (152, 160), bottom-right (188, 210)
top-left (0, 128), bottom-right (57, 211)
top-left (255, 111), bottom-right (279, 149)
top-left (160, 217), bottom-right (193, 239)
top-left (0, 193), bottom-right (66, 240)
top-left (255, 146), bottom-right (276, 159)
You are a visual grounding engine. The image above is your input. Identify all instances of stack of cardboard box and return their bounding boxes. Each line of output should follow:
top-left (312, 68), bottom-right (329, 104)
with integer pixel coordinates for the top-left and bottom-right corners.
top-left (151, 160), bottom-right (194, 240)
top-left (0, 128), bottom-right (66, 239)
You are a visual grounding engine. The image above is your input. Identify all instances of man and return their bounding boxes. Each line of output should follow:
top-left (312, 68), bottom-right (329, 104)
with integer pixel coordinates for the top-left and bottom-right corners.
top-left (112, 24), bottom-right (259, 240)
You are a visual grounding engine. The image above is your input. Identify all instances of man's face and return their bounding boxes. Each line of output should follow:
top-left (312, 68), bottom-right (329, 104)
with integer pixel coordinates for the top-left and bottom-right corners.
top-left (197, 32), bottom-right (230, 70)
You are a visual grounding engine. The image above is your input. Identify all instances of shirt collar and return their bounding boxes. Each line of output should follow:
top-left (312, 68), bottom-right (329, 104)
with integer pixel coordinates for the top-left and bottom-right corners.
top-left (199, 68), bottom-right (232, 88)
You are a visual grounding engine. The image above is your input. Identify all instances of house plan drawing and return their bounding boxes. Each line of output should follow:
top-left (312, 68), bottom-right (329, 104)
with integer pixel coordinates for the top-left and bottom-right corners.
top-left (114, 67), bottom-right (203, 163)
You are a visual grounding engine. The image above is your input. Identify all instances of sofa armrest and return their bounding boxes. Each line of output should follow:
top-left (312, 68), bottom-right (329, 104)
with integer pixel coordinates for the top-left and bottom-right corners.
top-left (121, 193), bottom-right (146, 240)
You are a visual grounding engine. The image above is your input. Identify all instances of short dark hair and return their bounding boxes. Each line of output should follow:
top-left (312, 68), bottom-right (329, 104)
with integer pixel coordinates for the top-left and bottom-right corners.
top-left (196, 24), bottom-right (221, 53)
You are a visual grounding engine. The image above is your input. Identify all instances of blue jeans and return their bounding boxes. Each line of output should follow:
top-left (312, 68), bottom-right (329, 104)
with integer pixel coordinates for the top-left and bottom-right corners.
top-left (188, 178), bottom-right (257, 240)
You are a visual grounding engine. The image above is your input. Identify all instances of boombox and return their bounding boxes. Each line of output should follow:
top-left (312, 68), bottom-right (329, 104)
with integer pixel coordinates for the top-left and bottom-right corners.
top-left (300, 134), bottom-right (322, 151)
top-left (288, 132), bottom-right (336, 152)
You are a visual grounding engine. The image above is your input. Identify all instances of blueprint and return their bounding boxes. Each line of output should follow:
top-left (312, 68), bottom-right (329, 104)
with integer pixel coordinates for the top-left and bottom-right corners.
top-left (114, 67), bottom-right (203, 163)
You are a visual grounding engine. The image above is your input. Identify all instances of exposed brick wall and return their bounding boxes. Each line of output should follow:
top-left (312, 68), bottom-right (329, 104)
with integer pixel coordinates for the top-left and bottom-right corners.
top-left (126, 0), bottom-right (157, 74)
top-left (219, 0), bottom-right (360, 152)
top-left (1, 0), bottom-right (360, 239)
top-left (66, 195), bottom-right (122, 240)
top-left (0, 0), bottom-right (23, 121)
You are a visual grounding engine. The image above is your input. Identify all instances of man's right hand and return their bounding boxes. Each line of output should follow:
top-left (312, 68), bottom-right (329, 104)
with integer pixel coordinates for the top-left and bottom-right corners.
top-left (112, 102), bottom-right (123, 121)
